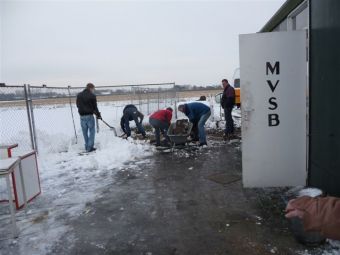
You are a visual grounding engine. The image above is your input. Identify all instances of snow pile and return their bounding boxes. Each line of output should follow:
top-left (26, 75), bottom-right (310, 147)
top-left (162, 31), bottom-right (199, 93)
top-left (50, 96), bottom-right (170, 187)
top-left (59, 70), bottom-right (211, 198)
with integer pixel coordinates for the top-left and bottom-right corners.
top-left (298, 187), bottom-right (323, 198)
top-left (324, 240), bottom-right (340, 255)
top-left (286, 186), bottom-right (323, 200)
top-left (39, 130), bottom-right (152, 213)
top-left (299, 240), bottom-right (340, 255)
top-left (2, 130), bottom-right (151, 254)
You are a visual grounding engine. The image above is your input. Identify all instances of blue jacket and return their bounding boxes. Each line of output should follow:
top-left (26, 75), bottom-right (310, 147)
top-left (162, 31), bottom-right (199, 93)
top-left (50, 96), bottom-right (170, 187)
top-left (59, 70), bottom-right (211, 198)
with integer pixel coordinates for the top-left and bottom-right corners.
top-left (184, 102), bottom-right (210, 123)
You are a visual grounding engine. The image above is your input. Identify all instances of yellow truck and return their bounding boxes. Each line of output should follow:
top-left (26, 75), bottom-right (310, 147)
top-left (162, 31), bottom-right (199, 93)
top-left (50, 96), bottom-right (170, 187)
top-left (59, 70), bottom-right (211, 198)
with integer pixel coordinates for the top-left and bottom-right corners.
top-left (234, 78), bottom-right (241, 107)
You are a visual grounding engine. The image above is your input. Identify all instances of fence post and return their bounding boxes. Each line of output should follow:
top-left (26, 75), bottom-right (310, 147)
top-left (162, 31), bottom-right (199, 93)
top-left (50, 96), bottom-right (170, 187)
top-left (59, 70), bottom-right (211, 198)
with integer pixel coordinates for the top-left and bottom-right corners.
top-left (175, 101), bottom-right (177, 119)
top-left (174, 83), bottom-right (178, 119)
top-left (157, 88), bottom-right (160, 110)
top-left (147, 89), bottom-right (150, 114)
top-left (27, 85), bottom-right (39, 153)
top-left (24, 84), bottom-right (35, 151)
top-left (68, 86), bottom-right (78, 143)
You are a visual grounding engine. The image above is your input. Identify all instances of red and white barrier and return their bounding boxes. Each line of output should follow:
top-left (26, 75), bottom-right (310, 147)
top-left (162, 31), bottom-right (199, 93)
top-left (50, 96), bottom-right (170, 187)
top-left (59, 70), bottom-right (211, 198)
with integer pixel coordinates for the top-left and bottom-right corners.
top-left (0, 144), bottom-right (41, 209)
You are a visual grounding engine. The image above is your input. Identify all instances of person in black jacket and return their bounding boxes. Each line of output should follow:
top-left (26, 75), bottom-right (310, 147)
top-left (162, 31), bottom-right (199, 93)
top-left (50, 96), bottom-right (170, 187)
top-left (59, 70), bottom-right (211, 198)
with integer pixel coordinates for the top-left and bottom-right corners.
top-left (76, 83), bottom-right (101, 152)
top-left (220, 79), bottom-right (235, 138)
top-left (120, 104), bottom-right (146, 138)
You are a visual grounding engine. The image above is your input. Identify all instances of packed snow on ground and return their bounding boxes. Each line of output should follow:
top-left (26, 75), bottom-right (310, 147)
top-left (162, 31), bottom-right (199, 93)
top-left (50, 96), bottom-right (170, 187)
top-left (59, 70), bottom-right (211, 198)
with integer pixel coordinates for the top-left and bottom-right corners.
top-left (299, 239), bottom-right (340, 255)
top-left (0, 129), bottom-right (152, 254)
top-left (298, 187), bottom-right (323, 198)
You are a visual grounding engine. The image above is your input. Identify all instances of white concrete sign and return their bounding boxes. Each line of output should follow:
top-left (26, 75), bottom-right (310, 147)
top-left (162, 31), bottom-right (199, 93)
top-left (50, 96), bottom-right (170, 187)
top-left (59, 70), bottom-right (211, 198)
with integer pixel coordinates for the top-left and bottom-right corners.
top-left (240, 31), bottom-right (307, 187)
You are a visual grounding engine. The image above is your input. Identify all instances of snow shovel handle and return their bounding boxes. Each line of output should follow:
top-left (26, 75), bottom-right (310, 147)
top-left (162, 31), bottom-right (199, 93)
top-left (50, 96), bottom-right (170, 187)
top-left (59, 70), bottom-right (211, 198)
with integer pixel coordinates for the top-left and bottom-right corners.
top-left (100, 119), bottom-right (113, 129)
top-left (100, 119), bottom-right (118, 137)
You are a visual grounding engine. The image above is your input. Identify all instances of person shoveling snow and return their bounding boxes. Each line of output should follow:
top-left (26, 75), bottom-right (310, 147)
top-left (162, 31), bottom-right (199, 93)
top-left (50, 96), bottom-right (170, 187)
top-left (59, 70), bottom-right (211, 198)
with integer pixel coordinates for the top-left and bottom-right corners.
top-left (76, 83), bottom-right (102, 153)
top-left (120, 104), bottom-right (146, 139)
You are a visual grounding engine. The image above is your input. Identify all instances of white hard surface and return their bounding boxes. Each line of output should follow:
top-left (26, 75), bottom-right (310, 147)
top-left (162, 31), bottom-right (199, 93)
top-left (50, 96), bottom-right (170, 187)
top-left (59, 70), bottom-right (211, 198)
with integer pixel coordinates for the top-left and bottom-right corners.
top-left (240, 31), bottom-right (307, 187)
top-left (0, 157), bottom-right (20, 172)
top-left (14, 152), bottom-right (40, 207)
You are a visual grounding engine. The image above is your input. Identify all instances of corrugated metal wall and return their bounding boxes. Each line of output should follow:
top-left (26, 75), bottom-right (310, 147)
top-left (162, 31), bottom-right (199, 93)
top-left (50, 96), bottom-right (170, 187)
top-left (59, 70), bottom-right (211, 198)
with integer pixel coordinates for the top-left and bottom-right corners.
top-left (309, 0), bottom-right (340, 196)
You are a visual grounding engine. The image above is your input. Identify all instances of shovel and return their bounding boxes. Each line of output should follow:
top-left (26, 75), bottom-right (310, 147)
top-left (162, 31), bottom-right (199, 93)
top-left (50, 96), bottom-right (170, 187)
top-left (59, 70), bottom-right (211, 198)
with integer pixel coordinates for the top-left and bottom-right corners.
top-left (100, 119), bottom-right (118, 137)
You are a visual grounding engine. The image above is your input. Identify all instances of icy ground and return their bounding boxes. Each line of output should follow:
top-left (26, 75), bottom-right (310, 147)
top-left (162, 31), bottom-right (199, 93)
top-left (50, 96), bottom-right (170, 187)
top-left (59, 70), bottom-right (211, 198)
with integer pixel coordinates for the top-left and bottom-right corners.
top-left (0, 98), bottom-right (338, 255)
top-left (0, 131), bottom-right (152, 254)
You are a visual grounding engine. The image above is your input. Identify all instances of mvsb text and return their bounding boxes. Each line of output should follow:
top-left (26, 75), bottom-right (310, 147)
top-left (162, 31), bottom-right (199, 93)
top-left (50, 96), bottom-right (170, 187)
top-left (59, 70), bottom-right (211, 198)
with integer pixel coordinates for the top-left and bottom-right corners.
top-left (266, 61), bottom-right (280, 127)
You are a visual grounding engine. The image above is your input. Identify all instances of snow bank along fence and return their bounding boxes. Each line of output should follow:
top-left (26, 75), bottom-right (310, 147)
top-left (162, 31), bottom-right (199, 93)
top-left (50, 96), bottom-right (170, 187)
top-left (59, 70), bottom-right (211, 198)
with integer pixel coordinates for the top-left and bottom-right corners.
top-left (0, 83), bottom-right (178, 154)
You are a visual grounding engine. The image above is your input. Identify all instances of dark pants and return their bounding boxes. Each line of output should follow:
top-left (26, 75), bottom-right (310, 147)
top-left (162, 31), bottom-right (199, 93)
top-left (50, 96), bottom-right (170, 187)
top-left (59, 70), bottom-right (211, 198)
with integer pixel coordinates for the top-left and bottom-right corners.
top-left (123, 109), bottom-right (145, 137)
top-left (224, 107), bottom-right (234, 134)
top-left (149, 118), bottom-right (170, 146)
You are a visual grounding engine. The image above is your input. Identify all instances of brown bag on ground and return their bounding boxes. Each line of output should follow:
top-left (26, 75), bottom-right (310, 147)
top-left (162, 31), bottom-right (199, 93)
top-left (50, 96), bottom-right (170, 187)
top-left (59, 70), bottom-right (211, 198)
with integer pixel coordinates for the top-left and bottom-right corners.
top-left (285, 196), bottom-right (340, 240)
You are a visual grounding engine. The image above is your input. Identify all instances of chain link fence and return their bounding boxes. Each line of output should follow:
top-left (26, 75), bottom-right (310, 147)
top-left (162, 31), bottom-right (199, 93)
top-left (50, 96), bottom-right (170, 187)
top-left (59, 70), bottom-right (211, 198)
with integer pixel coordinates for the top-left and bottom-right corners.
top-left (0, 85), bottom-right (34, 154)
top-left (0, 83), bottom-right (181, 154)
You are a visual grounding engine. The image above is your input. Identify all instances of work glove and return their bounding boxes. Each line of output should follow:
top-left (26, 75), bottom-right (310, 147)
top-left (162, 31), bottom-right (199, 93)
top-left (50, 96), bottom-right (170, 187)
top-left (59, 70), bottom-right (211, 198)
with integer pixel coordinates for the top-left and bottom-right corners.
top-left (96, 112), bottom-right (102, 120)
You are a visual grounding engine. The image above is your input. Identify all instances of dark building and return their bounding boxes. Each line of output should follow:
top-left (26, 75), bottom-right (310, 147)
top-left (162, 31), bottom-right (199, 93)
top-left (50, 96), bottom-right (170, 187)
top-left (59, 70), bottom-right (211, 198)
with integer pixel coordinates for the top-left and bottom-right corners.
top-left (260, 0), bottom-right (340, 196)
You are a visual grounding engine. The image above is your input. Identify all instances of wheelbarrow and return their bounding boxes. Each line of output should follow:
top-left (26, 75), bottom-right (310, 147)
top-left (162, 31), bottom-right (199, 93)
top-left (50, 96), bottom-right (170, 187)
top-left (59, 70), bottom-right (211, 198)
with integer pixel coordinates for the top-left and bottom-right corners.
top-left (165, 119), bottom-right (196, 151)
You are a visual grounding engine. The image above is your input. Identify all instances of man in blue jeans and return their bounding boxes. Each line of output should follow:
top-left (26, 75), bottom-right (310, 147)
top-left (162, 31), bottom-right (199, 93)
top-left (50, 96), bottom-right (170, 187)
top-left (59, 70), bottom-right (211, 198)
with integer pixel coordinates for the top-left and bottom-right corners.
top-left (76, 83), bottom-right (101, 152)
top-left (178, 102), bottom-right (211, 147)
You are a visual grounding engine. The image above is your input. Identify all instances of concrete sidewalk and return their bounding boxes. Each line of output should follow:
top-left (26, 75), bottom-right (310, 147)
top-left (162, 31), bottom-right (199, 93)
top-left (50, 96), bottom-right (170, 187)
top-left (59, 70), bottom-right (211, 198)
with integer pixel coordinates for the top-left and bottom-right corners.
top-left (46, 138), bottom-right (310, 255)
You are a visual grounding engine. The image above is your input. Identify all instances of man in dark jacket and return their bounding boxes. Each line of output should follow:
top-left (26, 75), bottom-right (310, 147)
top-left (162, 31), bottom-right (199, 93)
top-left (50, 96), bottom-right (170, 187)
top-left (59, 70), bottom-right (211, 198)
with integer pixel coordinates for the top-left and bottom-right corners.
top-left (178, 102), bottom-right (211, 146)
top-left (120, 104), bottom-right (146, 138)
top-left (76, 83), bottom-right (101, 152)
top-left (220, 79), bottom-right (235, 138)
top-left (149, 107), bottom-right (173, 146)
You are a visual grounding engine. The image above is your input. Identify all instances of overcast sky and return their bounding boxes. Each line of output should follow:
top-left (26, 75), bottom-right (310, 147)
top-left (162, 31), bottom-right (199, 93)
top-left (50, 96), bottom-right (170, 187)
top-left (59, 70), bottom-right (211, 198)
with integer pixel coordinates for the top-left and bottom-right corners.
top-left (0, 0), bottom-right (285, 87)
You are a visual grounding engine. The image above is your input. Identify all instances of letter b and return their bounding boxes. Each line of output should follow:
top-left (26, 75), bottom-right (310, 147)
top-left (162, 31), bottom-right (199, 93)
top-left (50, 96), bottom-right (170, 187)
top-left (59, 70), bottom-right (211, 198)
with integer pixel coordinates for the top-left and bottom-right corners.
top-left (268, 114), bottom-right (280, 127)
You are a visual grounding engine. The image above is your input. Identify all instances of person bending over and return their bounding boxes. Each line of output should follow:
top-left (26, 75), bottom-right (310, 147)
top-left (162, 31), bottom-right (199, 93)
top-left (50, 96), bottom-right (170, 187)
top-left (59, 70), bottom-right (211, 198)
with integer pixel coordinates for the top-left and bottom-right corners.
top-left (178, 102), bottom-right (211, 147)
top-left (149, 107), bottom-right (173, 147)
top-left (120, 104), bottom-right (146, 138)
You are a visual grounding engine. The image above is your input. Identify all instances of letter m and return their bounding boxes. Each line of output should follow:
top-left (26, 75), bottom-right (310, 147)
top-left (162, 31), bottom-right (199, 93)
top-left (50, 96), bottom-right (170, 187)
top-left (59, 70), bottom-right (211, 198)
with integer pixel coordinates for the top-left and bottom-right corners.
top-left (266, 62), bottom-right (280, 75)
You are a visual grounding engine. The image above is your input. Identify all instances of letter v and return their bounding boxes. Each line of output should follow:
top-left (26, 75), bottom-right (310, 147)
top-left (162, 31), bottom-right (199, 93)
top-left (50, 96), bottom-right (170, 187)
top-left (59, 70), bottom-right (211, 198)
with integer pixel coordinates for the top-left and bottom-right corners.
top-left (267, 80), bottom-right (279, 92)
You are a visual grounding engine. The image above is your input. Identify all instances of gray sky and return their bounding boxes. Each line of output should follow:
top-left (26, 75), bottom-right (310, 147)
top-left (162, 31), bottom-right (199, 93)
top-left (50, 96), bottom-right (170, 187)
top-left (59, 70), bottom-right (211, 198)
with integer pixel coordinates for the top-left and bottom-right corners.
top-left (0, 0), bottom-right (285, 87)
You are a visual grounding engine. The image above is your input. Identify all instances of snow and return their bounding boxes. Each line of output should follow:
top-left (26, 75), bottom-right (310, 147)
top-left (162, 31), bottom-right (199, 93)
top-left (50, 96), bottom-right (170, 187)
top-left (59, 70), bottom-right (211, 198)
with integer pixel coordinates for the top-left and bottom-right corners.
top-left (298, 187), bottom-right (323, 198)
top-left (0, 128), bottom-right (152, 254)
top-left (286, 186), bottom-right (323, 199)
top-left (299, 240), bottom-right (340, 255)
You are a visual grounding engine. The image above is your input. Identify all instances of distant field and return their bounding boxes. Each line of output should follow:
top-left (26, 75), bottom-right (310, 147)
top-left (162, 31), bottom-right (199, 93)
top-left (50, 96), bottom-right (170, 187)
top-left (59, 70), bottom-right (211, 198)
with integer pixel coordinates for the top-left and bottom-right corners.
top-left (0, 89), bottom-right (221, 107)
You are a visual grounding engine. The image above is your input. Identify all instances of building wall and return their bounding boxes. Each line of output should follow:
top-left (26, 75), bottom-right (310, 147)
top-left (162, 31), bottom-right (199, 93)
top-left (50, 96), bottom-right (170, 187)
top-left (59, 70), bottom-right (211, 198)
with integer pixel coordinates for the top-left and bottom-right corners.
top-left (273, 18), bottom-right (288, 31)
top-left (309, 0), bottom-right (340, 196)
top-left (0, 3), bottom-right (3, 82)
top-left (272, 1), bottom-right (308, 32)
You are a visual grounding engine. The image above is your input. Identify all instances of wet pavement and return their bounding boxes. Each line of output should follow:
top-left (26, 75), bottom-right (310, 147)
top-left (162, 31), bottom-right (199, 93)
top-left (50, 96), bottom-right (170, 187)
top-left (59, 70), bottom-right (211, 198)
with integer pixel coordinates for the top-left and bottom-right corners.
top-left (46, 137), bottom-right (310, 255)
